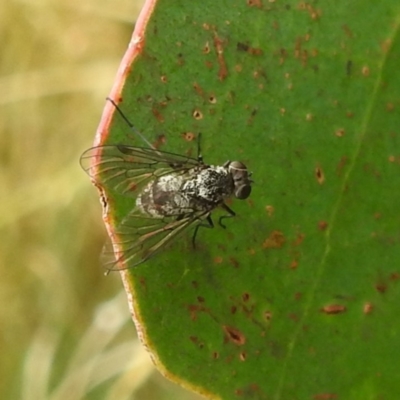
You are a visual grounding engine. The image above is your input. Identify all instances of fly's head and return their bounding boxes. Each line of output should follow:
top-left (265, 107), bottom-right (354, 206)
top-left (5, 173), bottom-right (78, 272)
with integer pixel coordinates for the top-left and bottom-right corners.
top-left (227, 161), bottom-right (253, 199)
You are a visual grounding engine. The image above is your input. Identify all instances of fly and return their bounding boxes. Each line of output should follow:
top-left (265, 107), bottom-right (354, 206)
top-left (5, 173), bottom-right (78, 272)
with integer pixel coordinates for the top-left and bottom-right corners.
top-left (80, 99), bottom-right (253, 270)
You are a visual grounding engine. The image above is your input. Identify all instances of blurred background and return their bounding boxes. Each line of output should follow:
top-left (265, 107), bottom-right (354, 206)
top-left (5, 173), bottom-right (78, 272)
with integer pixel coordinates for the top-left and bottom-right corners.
top-left (0, 1), bottom-right (202, 399)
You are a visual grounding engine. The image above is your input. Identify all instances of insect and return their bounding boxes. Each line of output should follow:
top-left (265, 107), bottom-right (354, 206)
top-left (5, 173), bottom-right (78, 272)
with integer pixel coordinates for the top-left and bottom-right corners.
top-left (80, 99), bottom-right (253, 270)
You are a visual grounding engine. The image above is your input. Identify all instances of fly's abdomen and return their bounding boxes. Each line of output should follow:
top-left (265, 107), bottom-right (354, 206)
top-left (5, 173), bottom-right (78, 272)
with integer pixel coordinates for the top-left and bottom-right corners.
top-left (182, 166), bottom-right (234, 204)
top-left (136, 174), bottom-right (194, 217)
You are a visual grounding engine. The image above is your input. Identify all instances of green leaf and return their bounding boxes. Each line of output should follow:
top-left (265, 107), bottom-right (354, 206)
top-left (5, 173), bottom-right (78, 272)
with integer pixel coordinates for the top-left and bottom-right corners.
top-left (93, 0), bottom-right (400, 398)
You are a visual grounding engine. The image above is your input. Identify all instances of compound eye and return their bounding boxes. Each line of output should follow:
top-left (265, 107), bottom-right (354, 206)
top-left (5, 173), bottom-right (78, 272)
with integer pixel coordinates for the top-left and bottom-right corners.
top-left (235, 184), bottom-right (252, 199)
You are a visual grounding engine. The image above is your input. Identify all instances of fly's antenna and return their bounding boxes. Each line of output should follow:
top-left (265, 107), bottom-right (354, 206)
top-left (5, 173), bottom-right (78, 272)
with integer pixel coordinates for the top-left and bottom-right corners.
top-left (106, 97), bottom-right (155, 149)
top-left (197, 132), bottom-right (204, 164)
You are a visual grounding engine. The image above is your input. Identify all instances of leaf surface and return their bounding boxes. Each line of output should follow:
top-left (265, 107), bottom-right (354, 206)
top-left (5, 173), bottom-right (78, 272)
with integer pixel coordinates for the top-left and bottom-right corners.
top-left (92, 1), bottom-right (400, 398)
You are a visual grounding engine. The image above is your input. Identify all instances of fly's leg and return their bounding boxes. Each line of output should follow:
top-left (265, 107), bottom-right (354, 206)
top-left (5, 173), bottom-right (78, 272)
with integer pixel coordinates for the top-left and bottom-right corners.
top-left (196, 132), bottom-right (204, 164)
top-left (192, 214), bottom-right (214, 248)
top-left (168, 133), bottom-right (204, 170)
top-left (106, 97), bottom-right (154, 149)
top-left (218, 203), bottom-right (236, 229)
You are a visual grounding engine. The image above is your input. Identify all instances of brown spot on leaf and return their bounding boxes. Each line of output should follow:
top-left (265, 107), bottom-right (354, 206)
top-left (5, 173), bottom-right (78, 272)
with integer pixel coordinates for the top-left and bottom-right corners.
top-left (363, 302), bottom-right (373, 314)
top-left (208, 94), bottom-right (217, 104)
top-left (362, 65), bottom-right (370, 76)
top-left (214, 256), bottom-right (223, 264)
top-left (264, 311), bottom-right (272, 321)
top-left (381, 39), bottom-right (392, 53)
top-left (242, 293), bottom-right (250, 302)
top-left (193, 82), bottom-right (204, 96)
top-left (152, 108), bottom-right (164, 122)
top-left (152, 134), bottom-right (166, 149)
top-left (318, 220), bottom-right (328, 231)
top-left (188, 304), bottom-right (207, 321)
top-left (375, 282), bottom-right (387, 293)
top-left (278, 47), bottom-right (287, 65)
top-left (290, 259), bottom-right (299, 269)
top-left (223, 326), bottom-right (246, 345)
top-left (192, 109), bottom-right (203, 120)
top-left (213, 30), bottom-right (228, 80)
top-left (247, 0), bottom-right (262, 7)
top-left (315, 165), bottom-right (325, 184)
top-left (313, 394), bottom-right (337, 400)
top-left (203, 41), bottom-right (210, 54)
top-left (293, 233), bottom-right (305, 246)
top-left (386, 102), bottom-right (394, 112)
top-left (390, 272), bottom-right (400, 281)
top-left (247, 108), bottom-right (258, 125)
top-left (294, 292), bottom-right (302, 300)
top-left (138, 277), bottom-right (147, 290)
top-left (212, 351), bottom-right (219, 359)
top-left (263, 230), bottom-right (285, 249)
top-left (176, 53), bottom-right (184, 66)
top-left (321, 304), bottom-right (346, 314)
top-left (197, 296), bottom-right (205, 303)
top-left (189, 337), bottom-right (204, 349)
top-left (336, 156), bottom-right (349, 176)
top-left (342, 24), bottom-right (353, 38)
top-left (294, 37), bottom-right (302, 58)
top-left (239, 351), bottom-right (247, 361)
top-left (182, 132), bottom-right (196, 142)
top-left (228, 257), bottom-right (239, 269)
top-left (189, 336), bottom-right (198, 344)
top-left (237, 41), bottom-right (263, 55)
top-left (237, 42), bottom-right (249, 52)
top-left (265, 205), bottom-right (274, 216)
top-left (335, 128), bottom-right (345, 137)
top-left (298, 3), bottom-right (322, 20)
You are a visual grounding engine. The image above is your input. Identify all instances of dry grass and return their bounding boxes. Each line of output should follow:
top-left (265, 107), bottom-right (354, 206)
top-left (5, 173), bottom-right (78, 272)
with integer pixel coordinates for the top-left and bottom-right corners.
top-left (0, 1), bottom-right (202, 399)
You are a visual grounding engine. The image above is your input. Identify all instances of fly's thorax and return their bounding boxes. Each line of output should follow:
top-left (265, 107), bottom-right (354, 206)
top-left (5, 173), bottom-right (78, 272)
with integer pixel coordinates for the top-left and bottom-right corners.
top-left (181, 165), bottom-right (235, 204)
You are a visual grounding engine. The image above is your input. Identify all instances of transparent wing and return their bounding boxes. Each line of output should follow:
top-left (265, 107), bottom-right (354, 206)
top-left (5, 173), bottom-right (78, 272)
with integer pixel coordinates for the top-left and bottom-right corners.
top-left (80, 145), bottom-right (200, 196)
top-left (104, 207), bottom-right (210, 271)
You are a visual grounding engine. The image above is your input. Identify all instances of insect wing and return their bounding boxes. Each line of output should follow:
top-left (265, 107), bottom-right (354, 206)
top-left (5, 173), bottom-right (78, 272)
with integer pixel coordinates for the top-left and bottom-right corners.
top-left (104, 208), bottom-right (209, 270)
top-left (80, 145), bottom-right (199, 196)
